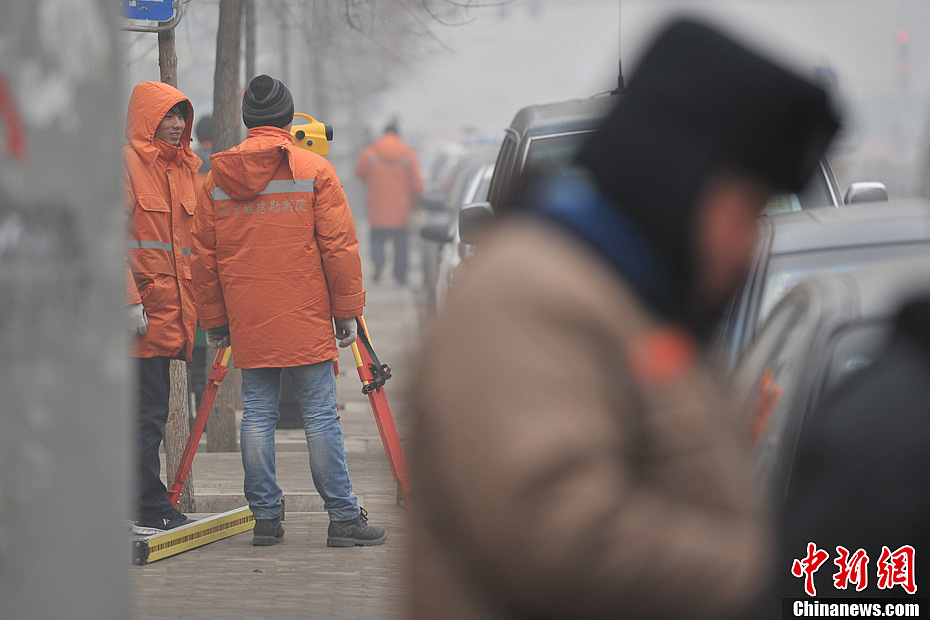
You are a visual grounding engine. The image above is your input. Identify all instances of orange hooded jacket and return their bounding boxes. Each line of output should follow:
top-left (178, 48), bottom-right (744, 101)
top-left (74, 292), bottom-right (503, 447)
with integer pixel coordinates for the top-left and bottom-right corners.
top-left (191, 126), bottom-right (365, 369)
top-left (124, 82), bottom-right (202, 361)
top-left (355, 131), bottom-right (424, 229)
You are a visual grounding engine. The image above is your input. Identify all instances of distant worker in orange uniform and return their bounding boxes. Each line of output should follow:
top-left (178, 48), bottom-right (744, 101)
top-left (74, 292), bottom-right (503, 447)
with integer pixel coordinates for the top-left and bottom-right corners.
top-left (123, 81), bottom-right (202, 535)
top-left (355, 121), bottom-right (424, 285)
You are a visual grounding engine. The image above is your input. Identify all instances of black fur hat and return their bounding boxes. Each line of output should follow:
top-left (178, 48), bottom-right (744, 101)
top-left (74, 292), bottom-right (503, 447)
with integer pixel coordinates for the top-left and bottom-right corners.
top-left (577, 17), bottom-right (840, 285)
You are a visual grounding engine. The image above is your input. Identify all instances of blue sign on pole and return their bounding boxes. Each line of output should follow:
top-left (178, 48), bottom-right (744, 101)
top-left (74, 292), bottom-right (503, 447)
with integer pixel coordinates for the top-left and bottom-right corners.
top-left (121, 0), bottom-right (175, 22)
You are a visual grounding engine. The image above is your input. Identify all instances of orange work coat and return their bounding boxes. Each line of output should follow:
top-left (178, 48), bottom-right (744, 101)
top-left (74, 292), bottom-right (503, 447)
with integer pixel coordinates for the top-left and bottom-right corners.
top-left (355, 132), bottom-right (424, 229)
top-left (192, 126), bottom-right (366, 369)
top-left (124, 82), bottom-right (202, 361)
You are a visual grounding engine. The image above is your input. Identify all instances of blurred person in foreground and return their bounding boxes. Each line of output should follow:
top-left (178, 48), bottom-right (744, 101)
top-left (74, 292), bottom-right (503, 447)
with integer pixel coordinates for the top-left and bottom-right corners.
top-left (123, 82), bottom-right (202, 534)
top-left (354, 120), bottom-right (424, 285)
top-left (777, 296), bottom-right (930, 601)
top-left (191, 74), bottom-right (385, 548)
top-left (408, 18), bottom-right (838, 620)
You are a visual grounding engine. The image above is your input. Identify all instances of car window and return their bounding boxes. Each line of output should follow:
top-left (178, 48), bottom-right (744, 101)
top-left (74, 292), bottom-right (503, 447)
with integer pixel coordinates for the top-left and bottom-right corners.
top-left (473, 174), bottom-right (492, 202)
top-left (523, 132), bottom-right (591, 178)
top-left (763, 166), bottom-right (834, 214)
top-left (757, 243), bottom-right (930, 333)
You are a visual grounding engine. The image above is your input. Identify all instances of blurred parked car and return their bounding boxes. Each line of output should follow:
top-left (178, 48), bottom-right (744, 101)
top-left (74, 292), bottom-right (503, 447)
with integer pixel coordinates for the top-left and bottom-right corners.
top-left (459, 94), bottom-right (617, 244)
top-left (711, 199), bottom-right (925, 374)
top-left (729, 252), bottom-right (930, 511)
top-left (418, 143), bottom-right (499, 313)
top-left (458, 93), bottom-right (880, 246)
top-left (420, 158), bottom-right (495, 311)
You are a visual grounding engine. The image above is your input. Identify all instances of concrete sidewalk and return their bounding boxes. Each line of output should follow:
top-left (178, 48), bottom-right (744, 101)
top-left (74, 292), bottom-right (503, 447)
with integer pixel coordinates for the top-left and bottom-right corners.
top-left (132, 247), bottom-right (425, 619)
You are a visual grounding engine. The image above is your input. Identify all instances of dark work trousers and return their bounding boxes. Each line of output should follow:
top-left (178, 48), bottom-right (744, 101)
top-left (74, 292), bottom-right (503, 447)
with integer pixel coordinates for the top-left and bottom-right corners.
top-left (136, 356), bottom-right (174, 520)
top-left (370, 227), bottom-right (409, 284)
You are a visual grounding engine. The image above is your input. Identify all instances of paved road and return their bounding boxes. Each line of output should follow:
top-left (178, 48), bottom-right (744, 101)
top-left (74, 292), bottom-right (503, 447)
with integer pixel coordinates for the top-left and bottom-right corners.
top-left (133, 178), bottom-right (430, 620)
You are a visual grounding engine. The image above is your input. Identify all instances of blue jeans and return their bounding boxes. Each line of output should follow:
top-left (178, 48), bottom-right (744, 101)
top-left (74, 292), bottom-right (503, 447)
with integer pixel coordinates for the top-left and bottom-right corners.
top-left (240, 362), bottom-right (360, 522)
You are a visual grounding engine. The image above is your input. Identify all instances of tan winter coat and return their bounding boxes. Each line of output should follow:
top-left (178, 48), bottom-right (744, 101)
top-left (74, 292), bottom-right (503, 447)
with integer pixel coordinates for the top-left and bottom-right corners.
top-left (409, 219), bottom-right (769, 620)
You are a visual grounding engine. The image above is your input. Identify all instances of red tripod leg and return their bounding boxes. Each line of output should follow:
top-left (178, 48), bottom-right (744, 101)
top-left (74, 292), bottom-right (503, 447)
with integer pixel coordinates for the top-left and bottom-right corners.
top-left (166, 347), bottom-right (231, 507)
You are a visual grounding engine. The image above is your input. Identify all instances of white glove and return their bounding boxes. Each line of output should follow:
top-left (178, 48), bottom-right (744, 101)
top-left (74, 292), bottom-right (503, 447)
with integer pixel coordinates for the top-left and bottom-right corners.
top-left (128, 303), bottom-right (148, 336)
top-left (334, 317), bottom-right (357, 348)
top-left (206, 325), bottom-right (231, 348)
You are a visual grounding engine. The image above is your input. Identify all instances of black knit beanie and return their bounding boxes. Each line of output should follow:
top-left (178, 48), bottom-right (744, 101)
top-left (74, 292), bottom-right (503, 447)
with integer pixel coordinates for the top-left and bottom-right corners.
top-left (242, 74), bottom-right (294, 129)
top-left (576, 17), bottom-right (839, 300)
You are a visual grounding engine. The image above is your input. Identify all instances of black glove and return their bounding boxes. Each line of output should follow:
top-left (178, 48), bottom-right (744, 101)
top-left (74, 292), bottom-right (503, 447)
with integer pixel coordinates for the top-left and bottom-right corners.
top-left (206, 325), bottom-right (231, 348)
top-left (334, 317), bottom-right (357, 347)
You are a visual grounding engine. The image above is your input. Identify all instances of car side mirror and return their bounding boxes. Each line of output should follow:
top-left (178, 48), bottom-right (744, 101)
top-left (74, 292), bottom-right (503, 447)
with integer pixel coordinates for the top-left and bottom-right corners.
top-left (844, 182), bottom-right (888, 204)
top-left (419, 216), bottom-right (454, 244)
top-left (459, 201), bottom-right (495, 246)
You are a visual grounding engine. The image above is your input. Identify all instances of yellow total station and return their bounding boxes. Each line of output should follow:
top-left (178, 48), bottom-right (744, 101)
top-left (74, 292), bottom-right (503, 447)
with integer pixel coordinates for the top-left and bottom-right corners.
top-left (291, 113), bottom-right (333, 156)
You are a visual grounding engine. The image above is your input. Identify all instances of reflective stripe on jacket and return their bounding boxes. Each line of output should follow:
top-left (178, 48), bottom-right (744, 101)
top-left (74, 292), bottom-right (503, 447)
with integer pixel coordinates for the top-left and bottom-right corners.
top-left (124, 81), bottom-right (202, 360)
top-left (355, 132), bottom-right (423, 229)
top-left (192, 126), bottom-right (365, 369)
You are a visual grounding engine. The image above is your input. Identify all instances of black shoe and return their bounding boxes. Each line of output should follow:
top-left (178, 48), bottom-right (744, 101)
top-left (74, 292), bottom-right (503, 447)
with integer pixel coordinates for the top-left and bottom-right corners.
top-left (327, 507), bottom-right (386, 547)
top-left (132, 508), bottom-right (194, 535)
top-left (252, 516), bottom-right (285, 546)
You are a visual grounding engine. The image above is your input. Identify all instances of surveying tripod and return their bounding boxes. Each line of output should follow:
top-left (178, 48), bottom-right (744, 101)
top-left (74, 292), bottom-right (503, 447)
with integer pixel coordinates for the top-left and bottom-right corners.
top-left (132, 316), bottom-right (410, 565)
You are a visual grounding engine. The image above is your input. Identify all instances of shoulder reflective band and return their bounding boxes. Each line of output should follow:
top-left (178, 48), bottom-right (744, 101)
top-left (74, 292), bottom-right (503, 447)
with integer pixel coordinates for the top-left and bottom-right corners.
top-left (127, 240), bottom-right (191, 255)
top-left (211, 178), bottom-right (316, 201)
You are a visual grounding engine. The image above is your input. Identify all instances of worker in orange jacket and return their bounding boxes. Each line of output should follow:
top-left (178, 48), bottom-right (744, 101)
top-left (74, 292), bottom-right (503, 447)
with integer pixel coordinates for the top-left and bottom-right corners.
top-left (123, 81), bottom-right (202, 534)
top-left (355, 122), bottom-right (424, 285)
top-left (191, 74), bottom-right (385, 548)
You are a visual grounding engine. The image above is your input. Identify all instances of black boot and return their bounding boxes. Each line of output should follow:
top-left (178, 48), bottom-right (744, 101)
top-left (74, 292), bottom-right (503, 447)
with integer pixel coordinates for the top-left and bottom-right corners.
top-left (252, 516), bottom-right (285, 546)
top-left (326, 508), bottom-right (386, 547)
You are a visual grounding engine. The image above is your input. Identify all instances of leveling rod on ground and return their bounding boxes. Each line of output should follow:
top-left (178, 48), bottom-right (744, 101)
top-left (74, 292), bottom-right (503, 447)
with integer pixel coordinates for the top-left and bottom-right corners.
top-left (133, 505), bottom-right (255, 565)
top-left (134, 346), bottom-right (255, 566)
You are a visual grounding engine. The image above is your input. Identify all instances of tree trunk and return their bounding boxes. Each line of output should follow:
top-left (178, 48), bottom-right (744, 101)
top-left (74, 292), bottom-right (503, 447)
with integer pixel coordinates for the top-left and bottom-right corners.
top-left (213, 0), bottom-right (245, 152)
top-left (157, 28), bottom-right (177, 87)
top-left (165, 360), bottom-right (195, 512)
top-left (206, 345), bottom-right (239, 452)
top-left (245, 0), bottom-right (256, 82)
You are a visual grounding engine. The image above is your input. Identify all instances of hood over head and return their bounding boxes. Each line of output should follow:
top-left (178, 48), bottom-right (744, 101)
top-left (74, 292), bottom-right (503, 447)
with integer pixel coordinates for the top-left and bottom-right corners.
top-left (576, 17), bottom-right (840, 297)
top-left (125, 81), bottom-right (200, 172)
top-left (210, 126), bottom-right (298, 202)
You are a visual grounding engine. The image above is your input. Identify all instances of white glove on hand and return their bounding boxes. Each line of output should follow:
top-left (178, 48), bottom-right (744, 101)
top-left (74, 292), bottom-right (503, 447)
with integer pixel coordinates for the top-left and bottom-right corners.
top-left (206, 325), bottom-right (231, 348)
top-left (334, 318), bottom-right (357, 348)
top-left (129, 303), bottom-right (148, 336)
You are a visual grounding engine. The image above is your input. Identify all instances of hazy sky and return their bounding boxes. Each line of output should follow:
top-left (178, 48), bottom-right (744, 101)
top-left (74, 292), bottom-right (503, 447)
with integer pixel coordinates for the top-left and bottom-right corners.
top-left (125, 0), bottom-right (930, 196)
top-left (365, 0), bottom-right (930, 195)
top-left (376, 1), bottom-right (930, 137)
